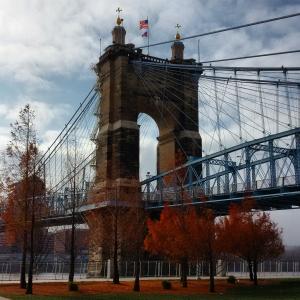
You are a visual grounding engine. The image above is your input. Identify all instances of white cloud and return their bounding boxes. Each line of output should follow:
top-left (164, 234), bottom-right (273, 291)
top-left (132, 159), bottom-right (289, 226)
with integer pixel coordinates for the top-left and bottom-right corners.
top-left (140, 136), bottom-right (158, 180)
top-left (0, 105), bottom-right (8, 117)
top-left (0, 126), bottom-right (10, 149)
top-left (0, 0), bottom-right (299, 90)
top-left (39, 129), bottom-right (61, 153)
top-left (0, 99), bottom-right (70, 153)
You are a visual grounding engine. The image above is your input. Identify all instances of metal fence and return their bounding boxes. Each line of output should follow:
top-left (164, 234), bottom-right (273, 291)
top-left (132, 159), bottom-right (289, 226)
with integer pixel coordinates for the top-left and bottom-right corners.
top-left (1, 260), bottom-right (300, 281)
top-left (226, 260), bottom-right (300, 278)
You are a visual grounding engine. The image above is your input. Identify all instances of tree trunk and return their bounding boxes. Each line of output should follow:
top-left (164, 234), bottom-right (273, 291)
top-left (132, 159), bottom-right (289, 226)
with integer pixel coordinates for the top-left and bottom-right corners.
top-left (68, 156), bottom-right (77, 287)
top-left (113, 212), bottom-right (119, 284)
top-left (20, 106), bottom-right (31, 289)
top-left (68, 212), bottom-right (75, 285)
top-left (180, 257), bottom-right (188, 288)
top-left (26, 221), bottom-right (34, 294)
top-left (133, 254), bottom-right (140, 292)
top-left (26, 189), bottom-right (35, 295)
top-left (253, 260), bottom-right (258, 286)
top-left (209, 253), bottom-right (215, 293)
top-left (247, 260), bottom-right (254, 281)
top-left (20, 229), bottom-right (27, 289)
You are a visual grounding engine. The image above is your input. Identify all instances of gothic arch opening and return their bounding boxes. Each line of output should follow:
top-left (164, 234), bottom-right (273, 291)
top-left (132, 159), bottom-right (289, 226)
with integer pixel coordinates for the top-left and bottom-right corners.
top-left (137, 113), bottom-right (159, 181)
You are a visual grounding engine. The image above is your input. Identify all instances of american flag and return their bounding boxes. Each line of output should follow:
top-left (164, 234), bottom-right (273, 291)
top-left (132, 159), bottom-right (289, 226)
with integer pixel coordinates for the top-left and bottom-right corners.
top-left (139, 19), bottom-right (149, 29)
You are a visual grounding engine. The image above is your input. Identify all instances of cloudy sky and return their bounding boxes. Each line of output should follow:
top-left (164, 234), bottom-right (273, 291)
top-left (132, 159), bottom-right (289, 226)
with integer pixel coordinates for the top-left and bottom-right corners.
top-left (0, 0), bottom-right (300, 245)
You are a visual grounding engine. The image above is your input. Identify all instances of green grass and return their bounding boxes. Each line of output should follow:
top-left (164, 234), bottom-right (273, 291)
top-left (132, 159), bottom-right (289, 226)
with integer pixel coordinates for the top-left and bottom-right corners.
top-left (2, 279), bottom-right (300, 300)
top-left (227, 279), bottom-right (300, 299)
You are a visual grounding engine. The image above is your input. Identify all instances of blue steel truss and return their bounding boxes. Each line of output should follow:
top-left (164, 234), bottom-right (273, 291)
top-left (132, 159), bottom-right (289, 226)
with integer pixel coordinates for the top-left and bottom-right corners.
top-left (141, 127), bottom-right (300, 214)
top-left (39, 127), bottom-right (300, 226)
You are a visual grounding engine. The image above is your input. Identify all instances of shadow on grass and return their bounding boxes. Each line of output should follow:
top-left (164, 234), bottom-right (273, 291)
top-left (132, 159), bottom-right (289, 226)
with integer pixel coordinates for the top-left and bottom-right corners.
top-left (227, 279), bottom-right (300, 299)
top-left (4, 279), bottom-right (300, 300)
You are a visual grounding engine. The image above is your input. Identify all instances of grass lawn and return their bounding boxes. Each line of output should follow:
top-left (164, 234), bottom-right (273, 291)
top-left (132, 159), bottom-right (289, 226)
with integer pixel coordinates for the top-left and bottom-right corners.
top-left (1, 279), bottom-right (300, 300)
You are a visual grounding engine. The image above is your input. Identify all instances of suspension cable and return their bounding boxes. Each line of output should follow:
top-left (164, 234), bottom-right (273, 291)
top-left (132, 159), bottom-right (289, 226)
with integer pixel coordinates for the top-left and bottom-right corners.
top-left (200, 49), bottom-right (300, 64)
top-left (137, 13), bottom-right (300, 49)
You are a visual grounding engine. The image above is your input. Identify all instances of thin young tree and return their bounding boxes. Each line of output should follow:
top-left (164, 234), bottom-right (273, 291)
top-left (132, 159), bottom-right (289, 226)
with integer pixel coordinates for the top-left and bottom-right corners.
top-left (4, 104), bottom-right (37, 289)
top-left (66, 133), bottom-right (80, 289)
top-left (189, 207), bottom-right (219, 293)
top-left (86, 186), bottom-right (144, 285)
top-left (2, 170), bottom-right (45, 294)
top-left (26, 170), bottom-right (46, 295)
top-left (112, 192), bottom-right (120, 284)
top-left (25, 140), bottom-right (45, 294)
top-left (120, 192), bottom-right (145, 292)
top-left (132, 204), bottom-right (146, 292)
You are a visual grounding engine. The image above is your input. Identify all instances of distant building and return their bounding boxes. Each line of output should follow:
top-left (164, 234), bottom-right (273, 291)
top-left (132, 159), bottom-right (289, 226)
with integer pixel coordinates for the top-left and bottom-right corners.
top-left (53, 228), bottom-right (89, 258)
top-left (0, 218), bottom-right (20, 255)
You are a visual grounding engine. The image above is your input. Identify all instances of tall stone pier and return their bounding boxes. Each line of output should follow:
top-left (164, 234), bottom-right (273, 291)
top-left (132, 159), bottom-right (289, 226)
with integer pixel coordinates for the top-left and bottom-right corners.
top-left (86, 17), bottom-right (202, 276)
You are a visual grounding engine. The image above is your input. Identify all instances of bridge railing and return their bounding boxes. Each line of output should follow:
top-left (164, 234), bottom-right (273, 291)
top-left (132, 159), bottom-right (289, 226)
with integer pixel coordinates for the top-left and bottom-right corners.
top-left (43, 189), bottom-right (90, 217)
top-left (142, 175), bottom-right (297, 206)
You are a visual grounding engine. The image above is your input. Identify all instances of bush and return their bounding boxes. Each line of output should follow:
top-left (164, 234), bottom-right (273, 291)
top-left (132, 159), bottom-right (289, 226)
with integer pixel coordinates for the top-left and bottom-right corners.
top-left (162, 280), bottom-right (172, 290)
top-left (68, 281), bottom-right (79, 291)
top-left (227, 275), bottom-right (236, 284)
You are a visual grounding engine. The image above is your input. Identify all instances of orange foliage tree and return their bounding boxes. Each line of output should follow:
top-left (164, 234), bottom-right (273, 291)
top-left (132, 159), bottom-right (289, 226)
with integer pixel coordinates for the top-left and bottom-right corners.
top-left (188, 207), bottom-right (220, 292)
top-left (1, 104), bottom-right (44, 292)
top-left (218, 199), bottom-right (284, 285)
top-left (144, 205), bottom-right (192, 287)
top-left (121, 202), bottom-right (146, 292)
top-left (2, 147), bottom-right (44, 243)
top-left (145, 205), bottom-right (220, 291)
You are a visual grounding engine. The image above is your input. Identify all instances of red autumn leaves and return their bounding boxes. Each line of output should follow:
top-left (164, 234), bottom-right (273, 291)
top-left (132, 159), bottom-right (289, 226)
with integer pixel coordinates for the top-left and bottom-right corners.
top-left (144, 199), bottom-right (284, 290)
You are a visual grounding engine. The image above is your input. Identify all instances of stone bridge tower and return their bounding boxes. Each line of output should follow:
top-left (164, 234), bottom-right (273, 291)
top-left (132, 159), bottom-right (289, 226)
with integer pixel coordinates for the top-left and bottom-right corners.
top-left (90, 20), bottom-right (202, 203)
top-left (86, 17), bottom-right (202, 276)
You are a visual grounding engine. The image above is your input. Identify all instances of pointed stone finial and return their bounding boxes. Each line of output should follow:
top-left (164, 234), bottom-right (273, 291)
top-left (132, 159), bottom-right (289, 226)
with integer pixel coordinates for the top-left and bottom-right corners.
top-left (171, 24), bottom-right (184, 61)
top-left (112, 7), bottom-right (126, 44)
top-left (175, 24), bottom-right (181, 40)
top-left (116, 7), bottom-right (123, 25)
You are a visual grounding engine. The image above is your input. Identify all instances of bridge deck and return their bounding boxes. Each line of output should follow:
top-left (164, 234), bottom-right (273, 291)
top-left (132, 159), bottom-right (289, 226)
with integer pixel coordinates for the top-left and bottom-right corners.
top-left (39, 184), bottom-right (300, 226)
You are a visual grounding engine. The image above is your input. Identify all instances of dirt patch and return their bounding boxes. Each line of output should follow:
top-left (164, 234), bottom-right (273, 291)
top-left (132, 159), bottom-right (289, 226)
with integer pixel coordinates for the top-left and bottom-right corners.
top-left (0, 279), bottom-right (271, 296)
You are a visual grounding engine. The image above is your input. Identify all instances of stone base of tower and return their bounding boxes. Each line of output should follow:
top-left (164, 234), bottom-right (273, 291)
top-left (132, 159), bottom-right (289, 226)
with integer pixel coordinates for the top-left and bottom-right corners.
top-left (87, 245), bottom-right (106, 278)
top-left (85, 208), bottom-right (109, 278)
top-left (85, 190), bottom-right (143, 278)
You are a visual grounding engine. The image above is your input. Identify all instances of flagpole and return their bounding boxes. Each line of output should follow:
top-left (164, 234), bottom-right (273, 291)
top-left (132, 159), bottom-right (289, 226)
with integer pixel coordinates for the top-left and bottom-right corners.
top-left (100, 37), bottom-right (102, 57)
top-left (197, 39), bottom-right (200, 62)
top-left (147, 16), bottom-right (150, 55)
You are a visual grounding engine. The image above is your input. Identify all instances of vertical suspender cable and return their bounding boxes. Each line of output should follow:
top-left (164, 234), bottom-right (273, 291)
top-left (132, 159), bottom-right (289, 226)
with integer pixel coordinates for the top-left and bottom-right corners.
top-left (284, 70), bottom-right (292, 127)
top-left (276, 82), bottom-right (280, 133)
top-left (257, 71), bottom-right (266, 135)
top-left (234, 70), bottom-right (242, 140)
top-left (213, 69), bottom-right (222, 149)
top-left (297, 84), bottom-right (300, 127)
top-left (54, 149), bottom-right (57, 187)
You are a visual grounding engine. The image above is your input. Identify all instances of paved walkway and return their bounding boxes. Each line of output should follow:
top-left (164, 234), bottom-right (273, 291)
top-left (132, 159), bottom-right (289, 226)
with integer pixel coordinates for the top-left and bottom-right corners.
top-left (0, 297), bottom-right (10, 300)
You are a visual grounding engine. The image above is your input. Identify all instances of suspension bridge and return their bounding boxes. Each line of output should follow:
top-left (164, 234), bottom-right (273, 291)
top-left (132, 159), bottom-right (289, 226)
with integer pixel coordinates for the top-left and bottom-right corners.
top-left (16, 13), bottom-right (299, 232)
